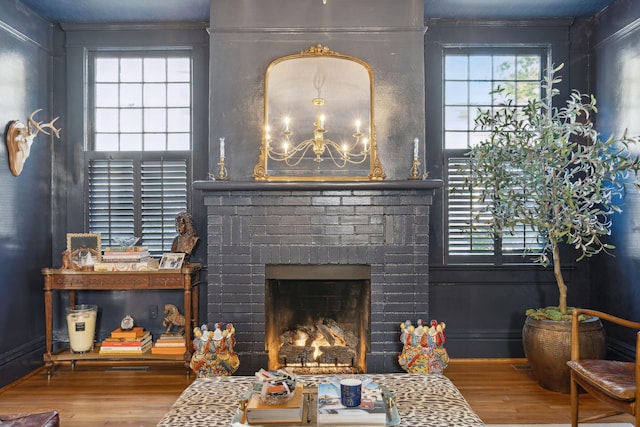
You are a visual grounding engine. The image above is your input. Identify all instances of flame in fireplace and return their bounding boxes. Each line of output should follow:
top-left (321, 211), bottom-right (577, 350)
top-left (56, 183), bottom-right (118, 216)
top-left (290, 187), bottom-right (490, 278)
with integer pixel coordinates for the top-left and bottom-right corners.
top-left (293, 332), bottom-right (321, 359)
top-left (311, 338), bottom-right (324, 360)
top-left (294, 331), bottom-right (307, 347)
top-left (290, 330), bottom-right (333, 361)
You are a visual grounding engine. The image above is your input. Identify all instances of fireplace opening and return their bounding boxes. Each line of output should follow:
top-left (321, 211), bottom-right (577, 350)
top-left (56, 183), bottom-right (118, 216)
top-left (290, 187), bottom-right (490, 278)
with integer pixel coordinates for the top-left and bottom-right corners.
top-left (265, 265), bottom-right (371, 374)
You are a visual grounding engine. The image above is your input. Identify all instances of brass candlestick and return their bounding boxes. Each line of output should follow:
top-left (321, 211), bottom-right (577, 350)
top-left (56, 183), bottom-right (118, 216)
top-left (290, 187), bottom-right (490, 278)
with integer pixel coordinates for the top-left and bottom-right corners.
top-left (407, 155), bottom-right (422, 180)
top-left (215, 157), bottom-right (229, 181)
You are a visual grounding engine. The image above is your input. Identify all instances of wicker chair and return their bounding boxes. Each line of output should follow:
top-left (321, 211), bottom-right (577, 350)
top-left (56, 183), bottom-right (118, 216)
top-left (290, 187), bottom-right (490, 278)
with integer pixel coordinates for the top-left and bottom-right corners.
top-left (566, 308), bottom-right (640, 426)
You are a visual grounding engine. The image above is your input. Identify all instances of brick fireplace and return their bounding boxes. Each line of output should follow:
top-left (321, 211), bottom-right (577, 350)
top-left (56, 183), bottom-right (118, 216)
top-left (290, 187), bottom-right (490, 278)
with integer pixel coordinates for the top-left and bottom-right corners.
top-left (194, 180), bottom-right (439, 374)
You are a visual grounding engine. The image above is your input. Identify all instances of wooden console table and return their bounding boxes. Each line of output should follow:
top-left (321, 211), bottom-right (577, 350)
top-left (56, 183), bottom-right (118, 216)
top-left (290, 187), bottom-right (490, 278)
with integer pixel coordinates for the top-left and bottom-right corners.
top-left (42, 264), bottom-right (201, 377)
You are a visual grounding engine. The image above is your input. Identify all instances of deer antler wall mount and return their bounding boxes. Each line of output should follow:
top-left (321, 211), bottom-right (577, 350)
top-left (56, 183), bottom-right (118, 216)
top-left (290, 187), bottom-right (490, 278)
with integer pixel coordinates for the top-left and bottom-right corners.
top-left (6, 109), bottom-right (61, 176)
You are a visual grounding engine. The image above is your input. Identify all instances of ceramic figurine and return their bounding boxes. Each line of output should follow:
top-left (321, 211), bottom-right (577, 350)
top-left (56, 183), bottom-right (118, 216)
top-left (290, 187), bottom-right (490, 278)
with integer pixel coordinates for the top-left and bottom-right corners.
top-left (162, 303), bottom-right (186, 335)
top-left (190, 323), bottom-right (239, 377)
top-left (398, 318), bottom-right (449, 374)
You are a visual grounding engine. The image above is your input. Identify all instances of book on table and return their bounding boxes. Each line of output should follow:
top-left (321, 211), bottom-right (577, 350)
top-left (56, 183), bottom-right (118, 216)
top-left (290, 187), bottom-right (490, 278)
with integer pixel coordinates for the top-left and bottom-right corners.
top-left (153, 340), bottom-right (186, 347)
top-left (246, 384), bottom-right (304, 425)
top-left (150, 345), bottom-right (186, 355)
top-left (99, 329), bottom-right (152, 354)
top-left (110, 327), bottom-right (145, 339)
top-left (99, 340), bottom-right (153, 354)
top-left (316, 382), bottom-right (386, 426)
top-left (103, 246), bottom-right (149, 252)
top-left (154, 334), bottom-right (186, 347)
top-left (102, 331), bottom-right (151, 345)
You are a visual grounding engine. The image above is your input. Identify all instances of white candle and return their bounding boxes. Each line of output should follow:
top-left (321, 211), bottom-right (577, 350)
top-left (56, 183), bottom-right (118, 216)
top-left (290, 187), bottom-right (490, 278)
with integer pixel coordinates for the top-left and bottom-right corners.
top-left (220, 137), bottom-right (225, 158)
top-left (362, 137), bottom-right (368, 152)
top-left (413, 137), bottom-right (419, 157)
top-left (284, 117), bottom-right (290, 132)
top-left (66, 306), bottom-right (97, 353)
top-left (355, 120), bottom-right (361, 133)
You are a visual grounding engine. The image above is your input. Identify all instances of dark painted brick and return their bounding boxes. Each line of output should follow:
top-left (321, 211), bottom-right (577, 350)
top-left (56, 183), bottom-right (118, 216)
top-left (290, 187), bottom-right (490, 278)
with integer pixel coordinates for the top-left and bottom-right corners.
top-left (311, 196), bottom-right (341, 206)
top-left (204, 187), bottom-right (435, 372)
top-left (311, 216), bottom-right (340, 225)
top-left (356, 205), bottom-right (384, 215)
top-left (325, 225), bottom-right (355, 235)
top-left (338, 231), bottom-right (369, 245)
top-left (294, 206), bottom-right (327, 215)
top-left (325, 206), bottom-right (355, 216)
top-left (342, 196), bottom-right (372, 206)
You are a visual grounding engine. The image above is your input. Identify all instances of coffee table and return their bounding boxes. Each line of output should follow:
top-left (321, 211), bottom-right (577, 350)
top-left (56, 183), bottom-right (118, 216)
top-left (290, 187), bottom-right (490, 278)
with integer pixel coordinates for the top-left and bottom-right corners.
top-left (156, 373), bottom-right (485, 426)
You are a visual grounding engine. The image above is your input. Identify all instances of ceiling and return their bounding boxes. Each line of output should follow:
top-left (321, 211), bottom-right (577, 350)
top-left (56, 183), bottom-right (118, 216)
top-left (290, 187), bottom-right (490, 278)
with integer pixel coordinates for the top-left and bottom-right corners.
top-left (18, 0), bottom-right (619, 24)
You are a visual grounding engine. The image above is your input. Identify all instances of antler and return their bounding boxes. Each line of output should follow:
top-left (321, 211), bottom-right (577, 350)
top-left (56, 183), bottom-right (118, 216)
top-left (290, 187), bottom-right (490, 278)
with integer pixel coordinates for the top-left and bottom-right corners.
top-left (6, 108), bottom-right (61, 176)
top-left (27, 109), bottom-right (61, 138)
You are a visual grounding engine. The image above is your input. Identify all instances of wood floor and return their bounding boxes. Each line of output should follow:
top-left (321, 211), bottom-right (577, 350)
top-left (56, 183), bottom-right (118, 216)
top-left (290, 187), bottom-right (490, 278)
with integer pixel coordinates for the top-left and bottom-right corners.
top-left (0, 359), bottom-right (634, 426)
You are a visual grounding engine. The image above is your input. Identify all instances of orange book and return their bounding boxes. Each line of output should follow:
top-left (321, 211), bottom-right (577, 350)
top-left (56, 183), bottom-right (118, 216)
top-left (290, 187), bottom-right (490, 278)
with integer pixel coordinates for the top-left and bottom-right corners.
top-left (110, 327), bottom-right (144, 339)
top-left (151, 346), bottom-right (186, 355)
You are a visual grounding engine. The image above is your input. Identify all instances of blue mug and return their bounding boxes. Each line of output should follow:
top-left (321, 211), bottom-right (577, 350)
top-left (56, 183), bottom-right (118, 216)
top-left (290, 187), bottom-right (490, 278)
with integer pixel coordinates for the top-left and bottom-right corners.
top-left (340, 378), bottom-right (362, 407)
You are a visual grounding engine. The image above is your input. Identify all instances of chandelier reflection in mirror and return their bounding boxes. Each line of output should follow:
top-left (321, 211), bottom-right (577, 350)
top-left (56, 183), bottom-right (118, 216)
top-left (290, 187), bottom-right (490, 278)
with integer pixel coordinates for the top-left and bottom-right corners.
top-left (254, 44), bottom-right (385, 181)
top-left (265, 72), bottom-right (370, 168)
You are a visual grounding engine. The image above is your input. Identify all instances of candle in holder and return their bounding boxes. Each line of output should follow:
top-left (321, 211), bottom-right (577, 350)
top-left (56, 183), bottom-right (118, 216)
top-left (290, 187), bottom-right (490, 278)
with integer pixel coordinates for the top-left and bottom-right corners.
top-left (66, 305), bottom-right (98, 353)
top-left (220, 137), bottom-right (225, 158)
top-left (413, 137), bottom-right (419, 158)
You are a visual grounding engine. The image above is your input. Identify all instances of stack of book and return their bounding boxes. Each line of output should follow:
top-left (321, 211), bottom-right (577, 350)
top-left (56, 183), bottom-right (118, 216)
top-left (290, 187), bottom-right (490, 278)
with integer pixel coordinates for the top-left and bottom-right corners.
top-left (316, 382), bottom-right (387, 425)
top-left (245, 385), bottom-right (304, 425)
top-left (94, 246), bottom-right (152, 271)
top-left (150, 333), bottom-right (186, 355)
top-left (99, 327), bottom-right (152, 355)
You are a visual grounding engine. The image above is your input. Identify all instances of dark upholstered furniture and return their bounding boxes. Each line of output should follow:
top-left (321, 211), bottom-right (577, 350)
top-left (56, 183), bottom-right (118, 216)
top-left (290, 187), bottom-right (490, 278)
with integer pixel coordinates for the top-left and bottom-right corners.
top-left (0, 410), bottom-right (59, 427)
top-left (567, 308), bottom-right (639, 427)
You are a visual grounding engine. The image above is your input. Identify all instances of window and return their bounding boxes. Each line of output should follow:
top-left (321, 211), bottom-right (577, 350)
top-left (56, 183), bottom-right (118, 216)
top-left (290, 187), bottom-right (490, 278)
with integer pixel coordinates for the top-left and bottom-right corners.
top-left (86, 52), bottom-right (192, 255)
top-left (444, 49), bottom-right (545, 262)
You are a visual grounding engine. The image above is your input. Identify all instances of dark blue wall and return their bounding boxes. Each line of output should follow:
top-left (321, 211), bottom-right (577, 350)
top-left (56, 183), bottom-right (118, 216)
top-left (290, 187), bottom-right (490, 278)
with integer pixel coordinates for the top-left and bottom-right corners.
top-left (53, 25), bottom-right (210, 349)
top-left (589, 0), bottom-right (640, 359)
top-left (0, 0), bottom-right (55, 386)
top-left (1, 0), bottom-right (638, 389)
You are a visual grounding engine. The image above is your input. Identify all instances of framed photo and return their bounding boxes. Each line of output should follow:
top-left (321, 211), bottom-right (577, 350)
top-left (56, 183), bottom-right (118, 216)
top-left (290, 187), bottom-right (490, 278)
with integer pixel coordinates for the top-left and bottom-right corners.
top-left (67, 233), bottom-right (101, 267)
top-left (159, 252), bottom-right (186, 270)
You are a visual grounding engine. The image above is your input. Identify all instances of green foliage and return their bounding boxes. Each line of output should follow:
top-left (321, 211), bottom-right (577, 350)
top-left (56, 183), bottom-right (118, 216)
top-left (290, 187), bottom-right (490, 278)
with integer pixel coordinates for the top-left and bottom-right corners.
top-left (525, 307), bottom-right (591, 322)
top-left (469, 63), bottom-right (640, 316)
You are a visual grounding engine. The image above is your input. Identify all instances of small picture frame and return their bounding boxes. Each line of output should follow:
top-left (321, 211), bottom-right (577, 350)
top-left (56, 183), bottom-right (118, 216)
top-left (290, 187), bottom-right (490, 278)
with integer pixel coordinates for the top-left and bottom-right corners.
top-left (66, 233), bottom-right (101, 267)
top-left (159, 252), bottom-right (186, 270)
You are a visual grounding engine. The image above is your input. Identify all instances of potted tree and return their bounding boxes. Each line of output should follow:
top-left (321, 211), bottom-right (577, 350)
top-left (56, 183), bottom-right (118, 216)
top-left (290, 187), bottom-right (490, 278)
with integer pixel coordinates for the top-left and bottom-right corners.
top-left (468, 63), bottom-right (640, 393)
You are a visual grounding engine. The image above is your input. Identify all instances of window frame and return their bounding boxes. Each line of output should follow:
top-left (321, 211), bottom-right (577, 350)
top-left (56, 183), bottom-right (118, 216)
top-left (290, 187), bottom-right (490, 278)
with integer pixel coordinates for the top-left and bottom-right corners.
top-left (441, 46), bottom-right (549, 266)
top-left (84, 49), bottom-right (194, 255)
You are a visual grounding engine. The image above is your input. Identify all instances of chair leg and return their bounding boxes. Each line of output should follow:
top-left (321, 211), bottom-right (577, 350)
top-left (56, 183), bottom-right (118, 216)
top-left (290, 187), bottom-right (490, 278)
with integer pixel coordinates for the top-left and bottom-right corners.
top-left (570, 373), bottom-right (579, 427)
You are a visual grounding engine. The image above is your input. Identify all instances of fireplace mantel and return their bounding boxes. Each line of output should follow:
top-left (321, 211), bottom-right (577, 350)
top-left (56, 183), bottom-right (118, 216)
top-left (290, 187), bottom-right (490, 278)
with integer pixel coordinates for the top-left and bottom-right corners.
top-left (193, 179), bottom-right (442, 192)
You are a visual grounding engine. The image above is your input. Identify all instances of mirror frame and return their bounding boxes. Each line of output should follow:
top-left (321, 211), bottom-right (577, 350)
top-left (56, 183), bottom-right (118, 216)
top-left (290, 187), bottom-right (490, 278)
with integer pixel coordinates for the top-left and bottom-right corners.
top-left (253, 44), bottom-right (385, 181)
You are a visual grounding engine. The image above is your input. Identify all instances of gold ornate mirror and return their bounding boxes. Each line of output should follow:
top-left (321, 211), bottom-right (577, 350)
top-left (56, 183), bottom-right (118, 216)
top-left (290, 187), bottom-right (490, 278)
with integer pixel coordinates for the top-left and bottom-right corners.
top-left (253, 45), bottom-right (385, 181)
